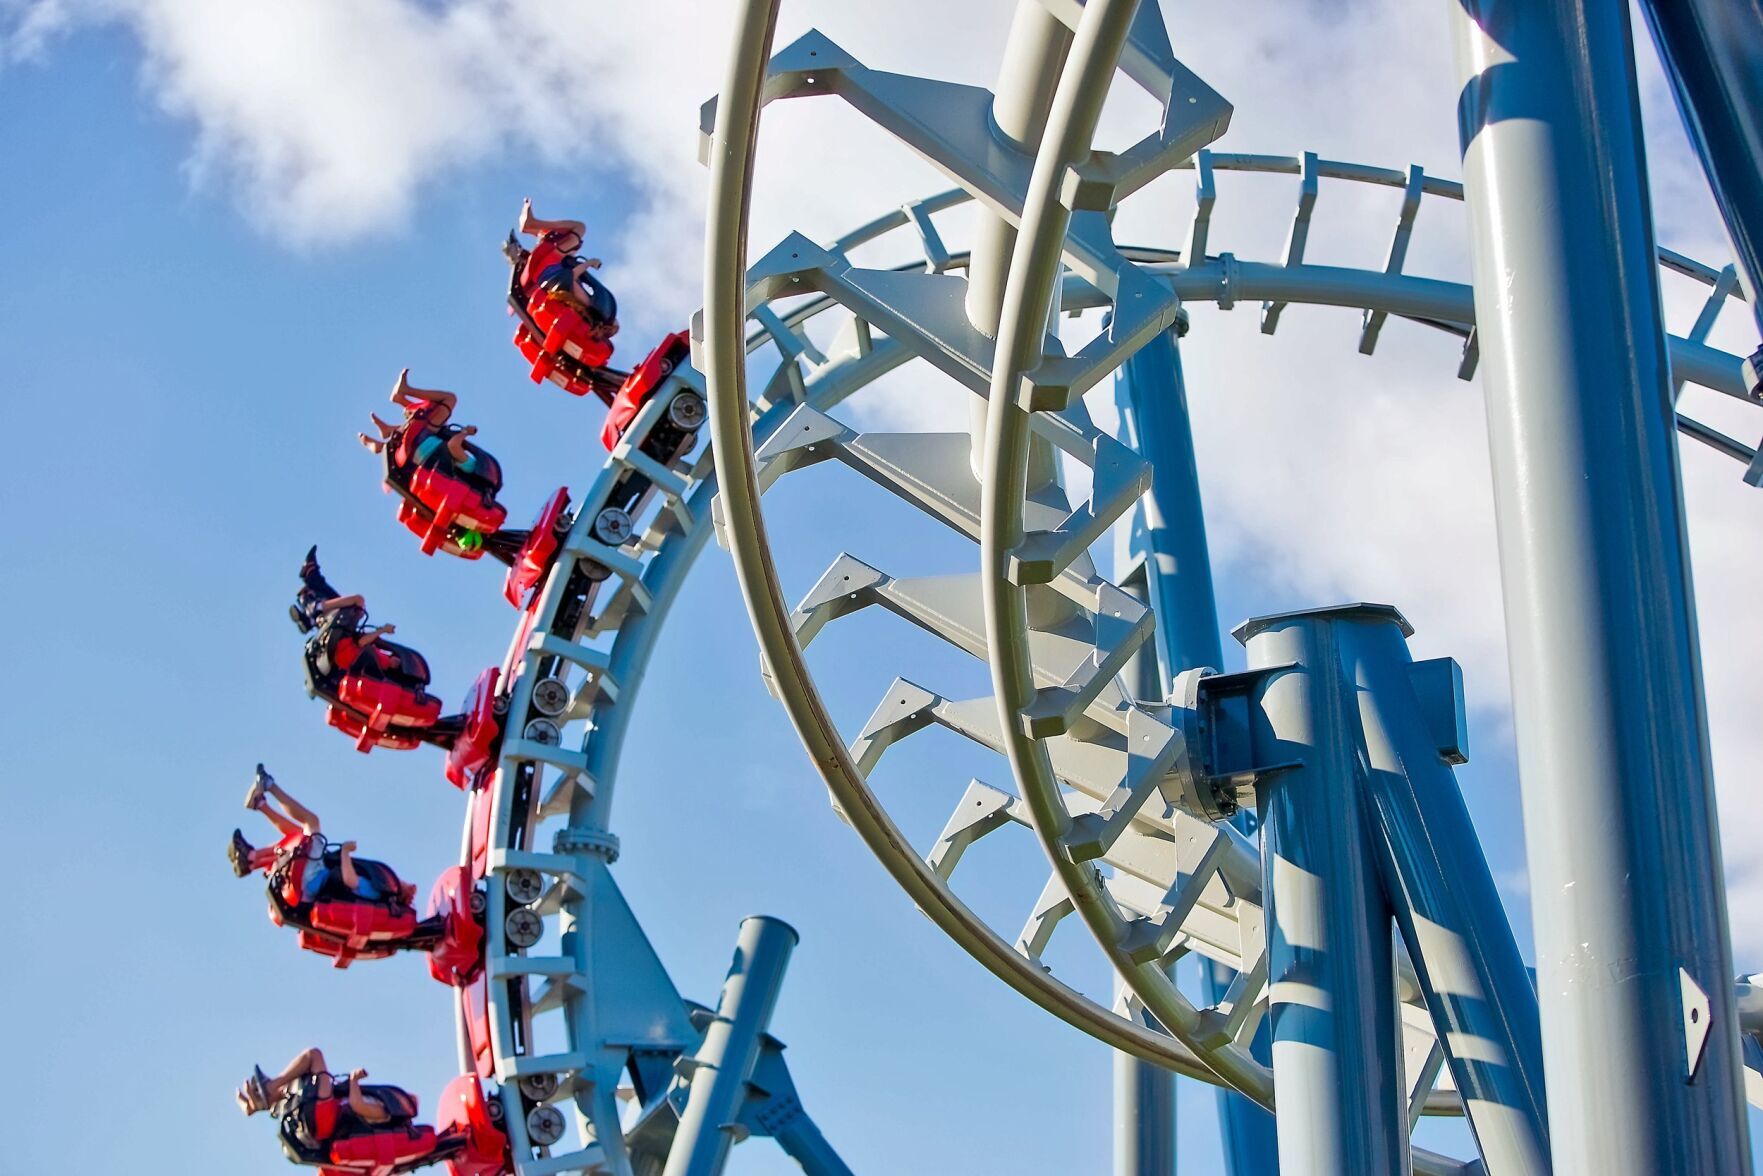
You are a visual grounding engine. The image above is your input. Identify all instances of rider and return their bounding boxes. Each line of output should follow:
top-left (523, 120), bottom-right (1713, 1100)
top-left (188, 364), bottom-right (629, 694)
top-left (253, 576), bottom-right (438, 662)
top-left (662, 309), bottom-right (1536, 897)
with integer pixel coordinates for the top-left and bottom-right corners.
top-left (515, 199), bottom-right (587, 296)
top-left (516, 199), bottom-right (618, 364)
top-left (228, 765), bottom-right (414, 907)
top-left (359, 369), bottom-right (482, 479)
top-left (238, 1047), bottom-right (419, 1160)
top-left (296, 548), bottom-right (399, 677)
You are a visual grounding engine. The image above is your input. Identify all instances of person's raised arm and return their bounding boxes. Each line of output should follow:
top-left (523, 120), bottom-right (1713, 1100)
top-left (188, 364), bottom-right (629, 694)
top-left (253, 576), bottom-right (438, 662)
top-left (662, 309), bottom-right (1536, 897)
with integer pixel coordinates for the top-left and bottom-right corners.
top-left (446, 426), bottom-right (477, 463)
top-left (356, 623), bottom-right (395, 649)
top-left (337, 840), bottom-right (360, 891)
top-left (518, 197), bottom-right (585, 241)
top-left (347, 1071), bottom-right (391, 1124)
top-left (319, 594), bottom-right (364, 614)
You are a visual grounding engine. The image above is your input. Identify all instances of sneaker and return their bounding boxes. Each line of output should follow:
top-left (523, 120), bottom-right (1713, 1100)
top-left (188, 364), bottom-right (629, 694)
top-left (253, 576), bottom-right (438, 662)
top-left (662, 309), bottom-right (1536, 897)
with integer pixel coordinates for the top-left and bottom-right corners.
top-left (1744, 346), bottom-right (1763, 400)
top-left (236, 1067), bottom-right (271, 1115)
top-left (228, 829), bottom-right (255, 878)
top-left (245, 764), bottom-right (272, 809)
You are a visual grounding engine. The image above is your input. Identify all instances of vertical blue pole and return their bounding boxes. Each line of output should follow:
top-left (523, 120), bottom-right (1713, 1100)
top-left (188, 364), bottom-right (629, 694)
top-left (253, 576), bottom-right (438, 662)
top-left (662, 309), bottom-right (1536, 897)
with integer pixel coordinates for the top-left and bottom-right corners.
top-left (1114, 328), bottom-right (1277, 1175)
top-left (1237, 608), bottom-right (1406, 1176)
top-left (1450, 1), bottom-right (1750, 1170)
top-left (1636, 0), bottom-right (1763, 331)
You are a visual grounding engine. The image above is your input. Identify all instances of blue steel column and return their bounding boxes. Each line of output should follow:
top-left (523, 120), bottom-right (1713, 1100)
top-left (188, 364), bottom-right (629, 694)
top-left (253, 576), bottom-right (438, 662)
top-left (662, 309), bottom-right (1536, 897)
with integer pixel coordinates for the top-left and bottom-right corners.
top-left (1338, 616), bottom-right (1552, 1174)
top-left (663, 917), bottom-right (800, 1176)
top-left (1636, 0), bottom-right (1763, 329)
top-left (1449, 2), bottom-right (1750, 1171)
top-left (1238, 610), bottom-right (1406, 1176)
top-left (1111, 976), bottom-right (1176, 1176)
top-left (1114, 329), bottom-right (1276, 1175)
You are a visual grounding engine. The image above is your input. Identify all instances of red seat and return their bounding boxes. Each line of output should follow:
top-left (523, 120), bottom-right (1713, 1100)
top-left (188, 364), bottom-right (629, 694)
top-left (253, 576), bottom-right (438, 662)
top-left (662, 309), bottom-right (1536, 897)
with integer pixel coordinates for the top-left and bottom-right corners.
top-left (324, 1123), bottom-right (438, 1172)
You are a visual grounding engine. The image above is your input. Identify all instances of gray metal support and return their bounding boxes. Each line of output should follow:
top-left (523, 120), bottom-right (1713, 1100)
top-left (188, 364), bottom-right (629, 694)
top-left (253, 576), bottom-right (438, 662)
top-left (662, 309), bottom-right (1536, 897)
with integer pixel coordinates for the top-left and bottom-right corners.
top-left (1115, 329), bottom-right (1276, 1176)
top-left (965, 2), bottom-right (1072, 334)
top-left (965, 1), bottom-right (1070, 485)
top-left (1637, 0), bottom-right (1763, 327)
top-left (1449, 3), bottom-right (1750, 1170)
top-left (663, 917), bottom-right (800, 1176)
top-left (1240, 610), bottom-right (1406, 1176)
top-left (1339, 619), bottom-right (1552, 1174)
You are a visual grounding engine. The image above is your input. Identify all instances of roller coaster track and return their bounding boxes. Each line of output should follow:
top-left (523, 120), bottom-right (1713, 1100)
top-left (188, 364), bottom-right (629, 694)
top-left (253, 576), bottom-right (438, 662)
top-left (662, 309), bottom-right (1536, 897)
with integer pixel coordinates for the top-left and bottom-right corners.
top-left (680, 3), bottom-right (1763, 1174)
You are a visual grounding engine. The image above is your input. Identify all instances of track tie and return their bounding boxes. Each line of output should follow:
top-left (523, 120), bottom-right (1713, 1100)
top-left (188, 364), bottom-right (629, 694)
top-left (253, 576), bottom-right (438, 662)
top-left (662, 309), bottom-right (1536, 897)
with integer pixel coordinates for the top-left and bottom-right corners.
top-left (1119, 823), bottom-right (1233, 965)
top-left (501, 738), bottom-right (592, 777)
top-left (927, 780), bottom-right (1024, 881)
top-left (1016, 872), bottom-right (1079, 966)
top-left (492, 849), bottom-right (585, 882)
top-left (518, 1147), bottom-right (608, 1176)
top-left (1062, 707), bottom-right (1184, 861)
top-left (489, 955), bottom-right (578, 980)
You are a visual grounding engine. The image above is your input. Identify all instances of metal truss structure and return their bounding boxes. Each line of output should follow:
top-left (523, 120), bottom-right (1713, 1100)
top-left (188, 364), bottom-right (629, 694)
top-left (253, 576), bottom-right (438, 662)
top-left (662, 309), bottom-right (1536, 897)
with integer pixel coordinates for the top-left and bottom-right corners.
top-left (668, 0), bottom-right (1763, 1173)
top-left (454, 314), bottom-right (860, 1174)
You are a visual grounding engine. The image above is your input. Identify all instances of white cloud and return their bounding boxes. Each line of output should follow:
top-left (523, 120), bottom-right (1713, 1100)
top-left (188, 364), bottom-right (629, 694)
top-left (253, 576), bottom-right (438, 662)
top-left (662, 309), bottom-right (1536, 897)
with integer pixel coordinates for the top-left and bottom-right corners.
top-left (9, 0), bottom-right (1762, 960)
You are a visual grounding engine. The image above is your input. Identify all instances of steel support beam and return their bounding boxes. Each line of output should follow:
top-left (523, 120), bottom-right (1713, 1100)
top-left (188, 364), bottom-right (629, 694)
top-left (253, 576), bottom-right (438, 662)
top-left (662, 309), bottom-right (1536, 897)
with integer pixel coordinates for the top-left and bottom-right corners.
top-left (663, 917), bottom-right (800, 1176)
top-left (966, 1), bottom-right (1069, 485)
top-left (1449, 2), bottom-right (1750, 1170)
top-left (1115, 329), bottom-right (1276, 1176)
top-left (1341, 621), bottom-right (1551, 1173)
top-left (772, 1113), bottom-right (853, 1176)
top-left (1113, 976), bottom-right (1177, 1176)
top-left (1241, 608), bottom-right (1406, 1176)
top-left (1636, 0), bottom-right (1763, 329)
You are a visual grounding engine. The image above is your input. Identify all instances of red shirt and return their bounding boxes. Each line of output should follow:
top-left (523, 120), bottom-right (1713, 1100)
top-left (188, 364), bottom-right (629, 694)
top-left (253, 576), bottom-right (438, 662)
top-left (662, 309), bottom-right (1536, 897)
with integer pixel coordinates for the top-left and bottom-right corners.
top-left (520, 230), bottom-right (573, 294)
top-left (333, 635), bottom-right (363, 672)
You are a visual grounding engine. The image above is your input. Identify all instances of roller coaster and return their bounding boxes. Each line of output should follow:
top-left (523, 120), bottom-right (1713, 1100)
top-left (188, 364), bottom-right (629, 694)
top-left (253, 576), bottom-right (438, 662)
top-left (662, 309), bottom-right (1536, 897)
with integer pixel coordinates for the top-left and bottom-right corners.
top-left (232, 1), bottom-right (1763, 1173)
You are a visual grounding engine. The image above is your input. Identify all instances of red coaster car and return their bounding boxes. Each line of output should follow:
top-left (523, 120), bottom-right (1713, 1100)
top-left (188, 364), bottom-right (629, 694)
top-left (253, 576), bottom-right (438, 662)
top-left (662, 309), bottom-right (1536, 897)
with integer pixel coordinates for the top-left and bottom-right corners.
top-left (276, 1073), bottom-right (509, 1176)
top-left (600, 331), bottom-right (702, 454)
top-left (502, 488), bottom-right (569, 609)
top-left (261, 843), bottom-right (485, 985)
top-left (299, 596), bottom-right (505, 758)
top-left (383, 427), bottom-right (509, 558)
top-left (444, 668), bottom-right (505, 790)
top-left (503, 233), bottom-right (626, 403)
top-left (302, 628), bottom-right (448, 753)
top-left (425, 866), bottom-right (488, 986)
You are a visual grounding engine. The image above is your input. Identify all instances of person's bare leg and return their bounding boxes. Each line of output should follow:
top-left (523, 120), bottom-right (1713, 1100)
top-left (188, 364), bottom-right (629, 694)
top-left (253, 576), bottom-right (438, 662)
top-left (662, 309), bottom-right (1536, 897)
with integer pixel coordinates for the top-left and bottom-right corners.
top-left (337, 841), bottom-right (361, 893)
top-left (265, 1047), bottom-right (328, 1098)
top-left (392, 368), bottom-right (457, 413)
top-left (240, 1047), bottom-right (327, 1114)
top-left (519, 198), bottom-right (585, 241)
top-left (262, 781), bottom-right (321, 835)
top-left (253, 799), bottom-right (302, 840)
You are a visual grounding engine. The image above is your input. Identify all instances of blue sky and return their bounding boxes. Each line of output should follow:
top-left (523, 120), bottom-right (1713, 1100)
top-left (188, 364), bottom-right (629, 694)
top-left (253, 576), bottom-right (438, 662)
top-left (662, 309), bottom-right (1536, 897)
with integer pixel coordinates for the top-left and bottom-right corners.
top-left (2, 2), bottom-right (1761, 1174)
